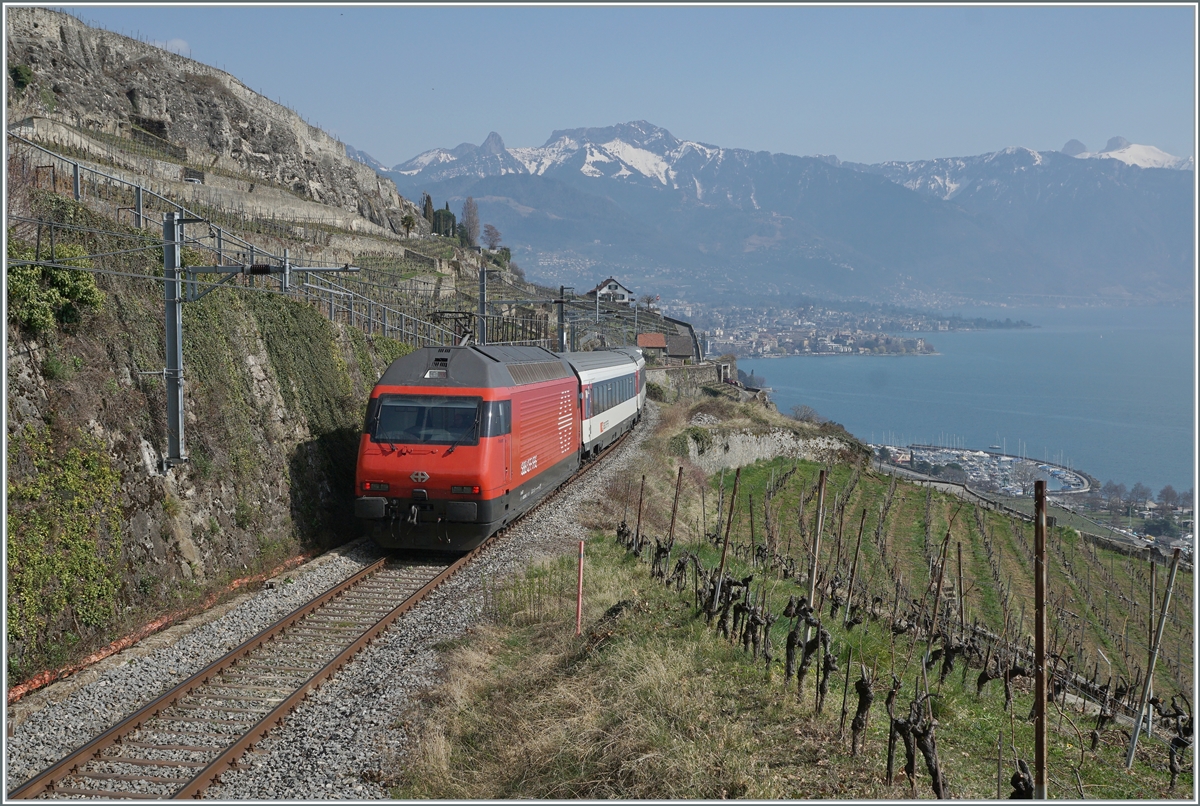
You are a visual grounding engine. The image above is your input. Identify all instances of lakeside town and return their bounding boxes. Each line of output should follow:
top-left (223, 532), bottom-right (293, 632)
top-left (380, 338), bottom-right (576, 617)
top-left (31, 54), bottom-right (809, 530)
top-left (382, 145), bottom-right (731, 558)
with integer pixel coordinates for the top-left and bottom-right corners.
top-left (871, 443), bottom-right (1194, 561)
top-left (665, 299), bottom-right (1033, 359)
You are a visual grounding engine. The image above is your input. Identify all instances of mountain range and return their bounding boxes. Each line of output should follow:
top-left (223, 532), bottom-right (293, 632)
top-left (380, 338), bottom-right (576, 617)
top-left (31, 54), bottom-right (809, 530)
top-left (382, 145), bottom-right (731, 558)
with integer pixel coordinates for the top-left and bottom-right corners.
top-left (355, 121), bottom-right (1194, 305)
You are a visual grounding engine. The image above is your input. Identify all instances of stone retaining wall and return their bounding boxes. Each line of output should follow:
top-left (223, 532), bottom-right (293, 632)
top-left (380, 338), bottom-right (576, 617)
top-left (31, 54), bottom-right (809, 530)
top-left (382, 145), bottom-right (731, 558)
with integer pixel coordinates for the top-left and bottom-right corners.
top-left (685, 427), bottom-right (848, 474)
top-left (646, 362), bottom-right (721, 401)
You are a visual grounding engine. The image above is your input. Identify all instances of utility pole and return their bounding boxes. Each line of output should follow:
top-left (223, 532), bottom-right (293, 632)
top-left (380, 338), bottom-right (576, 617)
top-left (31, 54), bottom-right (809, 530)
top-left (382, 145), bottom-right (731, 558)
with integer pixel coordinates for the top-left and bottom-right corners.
top-left (159, 213), bottom-right (358, 469)
top-left (162, 212), bottom-right (186, 469)
top-left (557, 286), bottom-right (565, 352)
top-left (478, 260), bottom-right (487, 345)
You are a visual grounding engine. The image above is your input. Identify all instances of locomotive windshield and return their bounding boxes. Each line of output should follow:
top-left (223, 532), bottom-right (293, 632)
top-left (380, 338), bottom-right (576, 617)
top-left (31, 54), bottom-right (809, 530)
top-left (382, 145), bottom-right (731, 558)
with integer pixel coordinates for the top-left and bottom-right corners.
top-left (372, 395), bottom-right (481, 445)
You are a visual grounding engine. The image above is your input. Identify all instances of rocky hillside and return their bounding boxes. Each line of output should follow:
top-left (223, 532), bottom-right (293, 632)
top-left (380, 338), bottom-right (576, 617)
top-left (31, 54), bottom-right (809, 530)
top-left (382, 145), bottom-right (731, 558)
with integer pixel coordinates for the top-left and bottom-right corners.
top-left (5, 6), bottom-right (423, 237)
top-left (4, 178), bottom-right (418, 684)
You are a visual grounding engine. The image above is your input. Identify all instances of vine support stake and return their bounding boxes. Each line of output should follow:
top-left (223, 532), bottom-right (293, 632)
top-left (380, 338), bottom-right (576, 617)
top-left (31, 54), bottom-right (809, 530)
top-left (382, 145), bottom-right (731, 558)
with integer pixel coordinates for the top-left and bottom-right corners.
top-left (667, 465), bottom-right (683, 545)
top-left (957, 541), bottom-right (966, 639)
top-left (711, 468), bottom-right (740, 613)
top-left (1034, 479), bottom-right (1047, 799)
top-left (1126, 548), bottom-right (1181, 769)
top-left (633, 475), bottom-right (646, 554)
top-left (802, 470), bottom-right (827, 659)
top-left (843, 509), bottom-right (867, 628)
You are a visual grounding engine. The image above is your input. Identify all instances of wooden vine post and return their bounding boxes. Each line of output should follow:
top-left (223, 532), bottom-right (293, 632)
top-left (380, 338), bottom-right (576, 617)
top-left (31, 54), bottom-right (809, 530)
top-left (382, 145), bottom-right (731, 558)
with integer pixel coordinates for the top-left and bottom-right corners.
top-left (801, 470), bottom-right (828, 679)
top-left (1126, 547), bottom-right (1182, 769)
top-left (1033, 480), bottom-right (1047, 799)
top-left (667, 465), bottom-right (683, 545)
top-left (843, 509), bottom-right (867, 628)
top-left (957, 541), bottom-right (966, 639)
top-left (1147, 560), bottom-right (1155, 739)
top-left (633, 475), bottom-right (646, 553)
top-left (711, 467), bottom-right (741, 613)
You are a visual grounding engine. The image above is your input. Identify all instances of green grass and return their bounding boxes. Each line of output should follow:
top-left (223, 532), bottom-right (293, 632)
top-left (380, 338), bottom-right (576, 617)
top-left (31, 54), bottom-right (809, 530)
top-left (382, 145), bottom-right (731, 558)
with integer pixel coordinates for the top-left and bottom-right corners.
top-left (391, 530), bottom-right (1189, 799)
top-left (389, 394), bottom-right (1192, 798)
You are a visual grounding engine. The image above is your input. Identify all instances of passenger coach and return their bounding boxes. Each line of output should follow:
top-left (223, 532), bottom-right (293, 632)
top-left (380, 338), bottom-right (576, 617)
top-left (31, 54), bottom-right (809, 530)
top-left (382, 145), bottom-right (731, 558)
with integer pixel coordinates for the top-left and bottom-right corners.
top-left (562, 347), bottom-right (645, 459)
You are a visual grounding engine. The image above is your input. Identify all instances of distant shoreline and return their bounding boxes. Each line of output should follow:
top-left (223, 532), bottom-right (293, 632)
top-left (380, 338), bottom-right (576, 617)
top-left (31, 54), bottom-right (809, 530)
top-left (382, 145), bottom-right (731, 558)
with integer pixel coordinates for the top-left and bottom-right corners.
top-left (738, 351), bottom-right (938, 359)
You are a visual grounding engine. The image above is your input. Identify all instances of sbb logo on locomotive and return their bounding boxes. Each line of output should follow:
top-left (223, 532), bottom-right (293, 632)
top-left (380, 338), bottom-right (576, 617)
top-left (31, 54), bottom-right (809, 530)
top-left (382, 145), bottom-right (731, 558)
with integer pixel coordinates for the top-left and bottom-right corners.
top-left (520, 455), bottom-right (538, 476)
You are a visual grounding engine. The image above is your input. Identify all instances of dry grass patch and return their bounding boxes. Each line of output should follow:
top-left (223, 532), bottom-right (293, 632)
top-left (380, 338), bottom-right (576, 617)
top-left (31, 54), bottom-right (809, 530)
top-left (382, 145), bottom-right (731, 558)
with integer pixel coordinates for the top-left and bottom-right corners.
top-left (390, 543), bottom-right (821, 799)
top-left (389, 399), bottom-right (1189, 799)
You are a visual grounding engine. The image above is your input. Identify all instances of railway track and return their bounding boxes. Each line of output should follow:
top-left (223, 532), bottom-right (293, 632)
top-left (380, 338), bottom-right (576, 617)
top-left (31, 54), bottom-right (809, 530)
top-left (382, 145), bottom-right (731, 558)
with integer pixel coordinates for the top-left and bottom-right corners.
top-left (10, 428), bottom-right (634, 800)
top-left (8, 556), bottom-right (468, 799)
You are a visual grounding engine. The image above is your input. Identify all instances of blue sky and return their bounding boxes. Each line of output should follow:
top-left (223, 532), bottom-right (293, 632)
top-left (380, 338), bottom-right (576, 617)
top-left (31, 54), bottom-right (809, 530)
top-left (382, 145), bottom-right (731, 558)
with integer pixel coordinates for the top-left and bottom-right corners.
top-left (54, 3), bottom-right (1196, 167)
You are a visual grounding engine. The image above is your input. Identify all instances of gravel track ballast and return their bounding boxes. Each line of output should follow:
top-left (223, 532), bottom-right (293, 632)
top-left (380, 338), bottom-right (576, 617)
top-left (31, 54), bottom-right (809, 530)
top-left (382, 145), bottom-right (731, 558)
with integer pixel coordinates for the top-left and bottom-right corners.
top-left (6, 404), bottom-right (656, 799)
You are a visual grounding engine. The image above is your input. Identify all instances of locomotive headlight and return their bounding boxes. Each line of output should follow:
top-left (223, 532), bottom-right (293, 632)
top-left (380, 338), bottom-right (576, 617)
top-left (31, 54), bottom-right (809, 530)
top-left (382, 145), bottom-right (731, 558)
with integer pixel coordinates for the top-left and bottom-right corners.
top-left (363, 481), bottom-right (390, 492)
top-left (452, 485), bottom-right (481, 494)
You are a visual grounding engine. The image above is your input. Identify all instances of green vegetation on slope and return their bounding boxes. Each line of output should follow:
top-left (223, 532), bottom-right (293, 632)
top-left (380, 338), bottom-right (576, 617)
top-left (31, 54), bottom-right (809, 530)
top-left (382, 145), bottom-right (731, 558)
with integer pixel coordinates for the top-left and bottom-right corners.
top-left (391, 394), bottom-right (1192, 799)
top-left (4, 186), bottom-right (413, 682)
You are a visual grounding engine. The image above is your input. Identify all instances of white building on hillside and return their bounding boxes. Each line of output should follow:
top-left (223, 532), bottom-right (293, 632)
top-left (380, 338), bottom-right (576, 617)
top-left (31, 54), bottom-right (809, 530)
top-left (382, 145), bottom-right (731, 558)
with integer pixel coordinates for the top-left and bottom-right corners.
top-left (586, 277), bottom-right (635, 306)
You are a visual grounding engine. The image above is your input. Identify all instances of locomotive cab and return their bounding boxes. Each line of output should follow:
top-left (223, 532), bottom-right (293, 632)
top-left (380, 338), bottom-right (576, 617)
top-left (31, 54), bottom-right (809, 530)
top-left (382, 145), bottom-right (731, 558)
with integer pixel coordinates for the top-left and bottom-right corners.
top-left (355, 345), bottom-right (578, 551)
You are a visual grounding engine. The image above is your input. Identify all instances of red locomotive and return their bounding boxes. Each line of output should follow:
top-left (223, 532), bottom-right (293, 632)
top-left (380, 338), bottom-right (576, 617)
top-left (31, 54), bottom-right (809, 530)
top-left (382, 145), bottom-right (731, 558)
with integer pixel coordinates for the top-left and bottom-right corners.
top-left (355, 345), bottom-right (645, 550)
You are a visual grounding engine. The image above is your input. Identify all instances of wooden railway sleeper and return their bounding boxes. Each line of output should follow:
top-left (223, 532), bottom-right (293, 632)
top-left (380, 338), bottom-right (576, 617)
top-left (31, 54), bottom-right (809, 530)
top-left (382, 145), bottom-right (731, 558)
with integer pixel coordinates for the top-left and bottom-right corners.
top-left (189, 692), bottom-right (285, 705)
top-left (120, 741), bottom-right (218, 752)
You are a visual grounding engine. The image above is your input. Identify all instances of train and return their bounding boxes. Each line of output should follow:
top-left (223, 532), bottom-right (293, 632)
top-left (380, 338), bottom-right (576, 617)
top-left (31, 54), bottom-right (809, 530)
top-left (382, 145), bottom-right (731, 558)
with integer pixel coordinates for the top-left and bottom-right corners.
top-left (354, 344), bottom-right (646, 551)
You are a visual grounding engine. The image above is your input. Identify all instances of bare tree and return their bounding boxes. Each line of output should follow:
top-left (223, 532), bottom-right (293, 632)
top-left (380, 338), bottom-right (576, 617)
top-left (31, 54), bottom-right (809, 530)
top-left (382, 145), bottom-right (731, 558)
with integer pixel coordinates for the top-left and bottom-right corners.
top-left (1158, 484), bottom-right (1179, 510)
top-left (791, 404), bottom-right (826, 424)
top-left (460, 197), bottom-right (480, 248)
top-left (1009, 461), bottom-right (1039, 496)
top-left (483, 224), bottom-right (502, 251)
top-left (1130, 482), bottom-right (1152, 511)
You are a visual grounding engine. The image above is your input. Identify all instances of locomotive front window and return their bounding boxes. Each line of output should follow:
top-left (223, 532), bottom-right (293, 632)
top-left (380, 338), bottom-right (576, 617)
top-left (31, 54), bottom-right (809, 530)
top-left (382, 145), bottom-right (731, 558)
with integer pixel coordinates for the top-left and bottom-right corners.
top-left (373, 395), bottom-right (481, 445)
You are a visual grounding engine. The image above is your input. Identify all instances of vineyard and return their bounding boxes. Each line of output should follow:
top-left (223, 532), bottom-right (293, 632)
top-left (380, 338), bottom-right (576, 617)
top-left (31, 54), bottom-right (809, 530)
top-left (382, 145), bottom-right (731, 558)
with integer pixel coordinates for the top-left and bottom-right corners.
top-left (398, 399), bottom-right (1194, 799)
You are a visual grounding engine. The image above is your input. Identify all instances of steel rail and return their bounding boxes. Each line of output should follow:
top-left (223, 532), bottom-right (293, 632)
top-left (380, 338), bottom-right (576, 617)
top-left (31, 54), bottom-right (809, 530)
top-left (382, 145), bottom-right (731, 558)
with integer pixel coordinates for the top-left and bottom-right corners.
top-left (7, 556), bottom-right (390, 799)
top-left (9, 419), bottom-right (637, 800)
top-left (171, 551), bottom-right (481, 798)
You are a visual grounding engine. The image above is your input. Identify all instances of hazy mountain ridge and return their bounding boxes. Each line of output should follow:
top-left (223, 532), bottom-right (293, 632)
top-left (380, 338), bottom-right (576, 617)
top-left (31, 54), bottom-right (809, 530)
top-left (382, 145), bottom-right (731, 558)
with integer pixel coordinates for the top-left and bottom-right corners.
top-left (382, 122), bottom-right (1193, 305)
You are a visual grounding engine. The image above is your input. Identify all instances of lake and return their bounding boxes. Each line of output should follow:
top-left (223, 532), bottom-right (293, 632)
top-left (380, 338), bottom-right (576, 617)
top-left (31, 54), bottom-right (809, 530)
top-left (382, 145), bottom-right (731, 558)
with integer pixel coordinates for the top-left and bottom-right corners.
top-left (744, 305), bottom-right (1195, 495)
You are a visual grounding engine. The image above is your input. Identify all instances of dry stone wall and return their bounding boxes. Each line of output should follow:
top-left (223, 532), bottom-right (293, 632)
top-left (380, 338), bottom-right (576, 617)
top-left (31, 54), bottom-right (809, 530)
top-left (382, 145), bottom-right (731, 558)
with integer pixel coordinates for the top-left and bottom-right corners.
top-left (645, 362), bottom-right (721, 401)
top-left (686, 427), bottom-right (848, 474)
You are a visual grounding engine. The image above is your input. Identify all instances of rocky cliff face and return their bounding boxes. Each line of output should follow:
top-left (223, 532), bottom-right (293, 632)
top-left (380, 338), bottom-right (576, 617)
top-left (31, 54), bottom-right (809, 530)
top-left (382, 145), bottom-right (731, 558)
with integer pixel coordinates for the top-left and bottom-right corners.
top-left (6, 6), bottom-right (424, 236)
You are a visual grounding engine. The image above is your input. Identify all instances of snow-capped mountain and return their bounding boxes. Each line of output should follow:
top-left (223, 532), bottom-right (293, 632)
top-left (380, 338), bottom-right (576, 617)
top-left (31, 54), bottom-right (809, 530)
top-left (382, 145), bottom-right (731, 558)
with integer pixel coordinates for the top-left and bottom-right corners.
top-left (344, 144), bottom-right (389, 173)
top-left (845, 140), bottom-right (1193, 205)
top-left (392, 131), bottom-right (529, 179)
top-left (1065, 136), bottom-right (1194, 170)
top-left (393, 121), bottom-right (728, 191)
top-left (383, 122), bottom-right (1193, 305)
